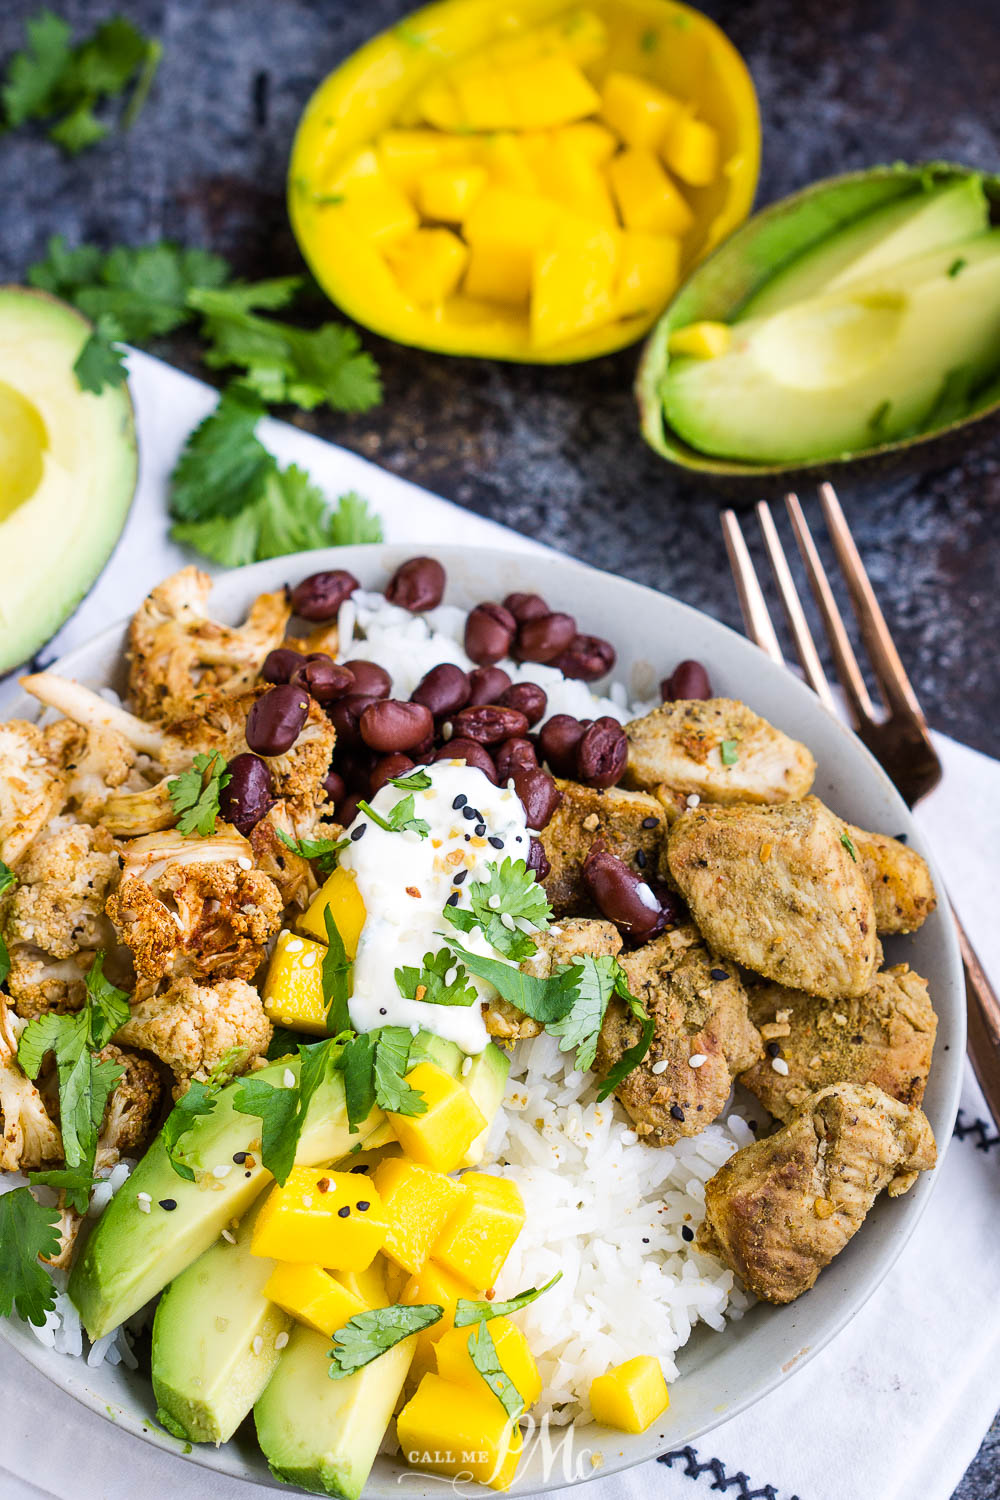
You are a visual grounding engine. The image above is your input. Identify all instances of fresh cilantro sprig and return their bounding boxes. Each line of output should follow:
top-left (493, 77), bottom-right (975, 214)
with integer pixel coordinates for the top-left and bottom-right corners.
top-left (840, 831), bottom-right (858, 862)
top-left (455, 1272), bottom-right (562, 1327)
top-left (440, 938), bottom-right (578, 1026)
top-left (276, 830), bottom-right (347, 876)
top-left (233, 1036), bottom-right (344, 1185)
top-left (547, 955), bottom-right (631, 1073)
top-left (395, 949), bottom-right (478, 1009)
top-left (595, 987), bottom-right (655, 1104)
top-left (467, 1320), bottom-right (525, 1420)
top-left (0, 1188), bottom-right (62, 1326)
top-left (357, 793), bottom-right (430, 838)
top-left (0, 860), bottom-right (17, 987)
top-left (321, 908), bottom-right (352, 1035)
top-left (327, 1304), bottom-right (442, 1379)
top-left (1, 10), bottom-right (161, 155)
top-left (445, 858), bottom-right (549, 960)
top-left (389, 769), bottom-right (432, 792)
top-left (373, 1027), bottom-right (425, 1116)
top-left (168, 751), bottom-right (230, 836)
top-left (162, 1046), bottom-right (249, 1182)
top-left (338, 1030), bottom-right (377, 1133)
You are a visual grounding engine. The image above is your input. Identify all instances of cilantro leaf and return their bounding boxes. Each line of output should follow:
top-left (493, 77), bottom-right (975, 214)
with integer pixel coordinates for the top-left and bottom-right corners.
top-left (720, 739), bottom-right (739, 766)
top-left (389, 769), bottom-right (432, 792)
top-left (338, 1031), bottom-right (377, 1134)
top-left (84, 951), bottom-right (133, 1040)
top-left (168, 751), bottom-right (230, 837)
top-left (233, 1037), bottom-right (343, 1184)
top-left (29, 1162), bottom-right (100, 1205)
top-left (266, 1026), bottom-right (304, 1061)
top-left (446, 858), bottom-right (549, 960)
top-left (47, 98), bottom-right (107, 154)
top-left (0, 860), bottom-right (18, 987)
top-left (357, 794), bottom-right (430, 838)
top-left (72, 242), bottom-right (230, 342)
top-left (276, 829), bottom-right (347, 876)
top-left (0, 1188), bottom-right (61, 1326)
top-left (395, 949), bottom-right (478, 1008)
top-left (594, 982), bottom-right (655, 1103)
top-left (546, 955), bottom-right (623, 1072)
top-left (73, 314), bottom-right (129, 393)
top-left (322, 907), bottom-right (352, 1035)
top-left (328, 491), bottom-right (384, 546)
top-left (441, 938), bottom-right (577, 1026)
top-left (2, 9), bottom-right (72, 126)
top-left (840, 831), bottom-right (858, 862)
top-left (328, 1304), bottom-right (442, 1379)
top-left (162, 1046), bottom-right (248, 1181)
top-left (373, 1027), bottom-right (425, 1116)
top-left (454, 1272), bottom-right (562, 1327)
top-left (167, 386), bottom-right (272, 523)
top-left (467, 1320), bottom-right (525, 1420)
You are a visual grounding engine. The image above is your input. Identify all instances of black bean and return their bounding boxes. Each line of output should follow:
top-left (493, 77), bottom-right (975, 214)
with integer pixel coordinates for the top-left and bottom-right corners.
top-left (467, 666), bottom-right (512, 705)
top-left (576, 717), bottom-right (628, 789)
top-left (291, 656), bottom-right (355, 703)
top-left (498, 681), bottom-right (547, 726)
top-left (432, 739), bottom-right (498, 783)
top-left (261, 647), bottom-right (305, 685)
top-left (583, 842), bottom-right (668, 943)
top-left (246, 685), bottom-right (311, 756)
top-left (386, 556), bottom-right (446, 612)
top-left (219, 752), bottom-right (275, 834)
top-left (290, 569), bottom-right (359, 621)
top-left (465, 603), bottom-right (516, 665)
top-left (514, 611), bottom-right (576, 664)
top-left (537, 714), bottom-right (588, 778)
top-left (552, 633), bottom-right (617, 682)
top-left (495, 737), bottom-right (538, 781)
top-left (452, 705), bottom-right (530, 745)
top-left (512, 766), bottom-right (562, 830)
top-left (370, 753), bottom-right (415, 793)
top-left (411, 662), bottom-right (470, 717)
top-left (360, 699), bottom-right (434, 753)
top-left (526, 836), bottom-right (550, 880)
top-left (341, 660), bottom-right (392, 699)
top-left (503, 592), bottom-right (549, 623)
top-left (661, 659), bottom-right (712, 701)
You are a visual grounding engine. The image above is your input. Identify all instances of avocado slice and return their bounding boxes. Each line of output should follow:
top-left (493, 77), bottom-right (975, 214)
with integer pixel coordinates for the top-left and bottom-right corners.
top-left (0, 288), bottom-right (137, 672)
top-left (662, 231), bottom-right (1000, 464)
top-left (738, 175), bottom-right (989, 320)
top-left (255, 1324), bottom-right (414, 1499)
top-left (152, 1194), bottom-right (291, 1445)
top-left (460, 1044), bottom-right (511, 1167)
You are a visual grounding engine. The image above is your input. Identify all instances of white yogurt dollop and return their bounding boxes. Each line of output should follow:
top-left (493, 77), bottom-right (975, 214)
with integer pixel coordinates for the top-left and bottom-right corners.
top-left (339, 762), bottom-right (531, 1053)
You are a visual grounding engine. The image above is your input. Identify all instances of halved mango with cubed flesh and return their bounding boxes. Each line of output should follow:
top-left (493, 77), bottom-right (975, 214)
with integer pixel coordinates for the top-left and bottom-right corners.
top-left (601, 71), bottom-right (683, 150)
top-left (263, 929), bottom-right (327, 1034)
top-left (663, 114), bottom-right (719, 187)
top-left (531, 221), bottom-right (620, 349)
top-left (373, 1158), bottom-right (466, 1274)
top-left (251, 1169), bottom-right (386, 1270)
top-left (385, 229), bottom-right (469, 305)
top-left (401, 1261), bottom-right (479, 1378)
top-left (589, 1354), bottom-right (669, 1432)
top-left (264, 1261), bottom-right (368, 1337)
top-left (418, 165), bottom-right (488, 222)
top-left (608, 149), bottom-right (695, 236)
top-left (386, 1062), bottom-right (486, 1173)
top-left (299, 866), bottom-right (366, 951)
top-left (397, 1373), bottom-right (523, 1491)
top-left (616, 232), bottom-right (682, 318)
top-left (435, 1316), bottom-right (542, 1406)
top-left (431, 1171), bottom-right (524, 1289)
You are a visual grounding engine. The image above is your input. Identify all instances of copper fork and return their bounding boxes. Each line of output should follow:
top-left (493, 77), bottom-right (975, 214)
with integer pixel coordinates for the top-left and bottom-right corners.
top-left (721, 481), bottom-right (1000, 1126)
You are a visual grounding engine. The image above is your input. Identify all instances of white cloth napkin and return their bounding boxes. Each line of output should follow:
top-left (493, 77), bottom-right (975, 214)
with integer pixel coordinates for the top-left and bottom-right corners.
top-left (1, 351), bottom-right (997, 1500)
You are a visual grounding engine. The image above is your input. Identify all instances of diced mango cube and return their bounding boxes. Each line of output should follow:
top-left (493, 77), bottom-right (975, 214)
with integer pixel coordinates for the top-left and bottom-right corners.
top-left (325, 147), bottom-right (381, 194)
top-left (264, 1261), bottom-right (368, 1336)
top-left (398, 1374), bottom-right (523, 1491)
top-left (416, 78), bottom-right (463, 131)
top-left (334, 1254), bottom-right (389, 1309)
top-left (417, 165), bottom-right (488, 222)
top-left (432, 1172), bottom-right (524, 1289)
top-left (555, 120), bottom-right (619, 167)
top-left (452, 70), bottom-right (515, 132)
top-left (338, 177), bottom-right (420, 245)
top-left (384, 229), bottom-right (468, 305)
top-left (496, 9), bottom-right (608, 68)
top-left (531, 220), bottom-right (620, 349)
top-left (479, 133), bottom-right (540, 193)
top-left (663, 114), bottom-right (719, 186)
top-left (251, 1169), bottom-right (386, 1270)
top-left (386, 1063), bottom-right (486, 1173)
top-left (616, 231), bottom-right (681, 318)
top-left (463, 243), bottom-right (532, 305)
top-left (600, 71), bottom-right (683, 150)
top-left (667, 320), bottom-right (731, 358)
top-left (401, 1261), bottom-right (479, 1378)
top-left (435, 1317), bottom-right (542, 1406)
top-left (299, 866), bottom-right (366, 951)
top-left (607, 148), bottom-right (695, 236)
top-left (533, 136), bottom-right (617, 228)
top-left (262, 929), bottom-right (327, 1035)
top-left (377, 129), bottom-right (478, 196)
top-left (503, 56), bottom-right (601, 131)
top-left (373, 1158), bottom-right (466, 1274)
top-left (463, 188), bottom-right (559, 250)
top-left (589, 1355), bottom-right (670, 1433)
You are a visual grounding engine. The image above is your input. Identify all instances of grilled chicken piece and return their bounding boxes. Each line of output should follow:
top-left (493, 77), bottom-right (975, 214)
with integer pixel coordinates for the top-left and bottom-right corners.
top-left (848, 826), bottom-right (936, 934)
top-left (698, 1083), bottom-right (936, 1303)
top-left (594, 925), bottom-right (761, 1144)
top-left (740, 965), bottom-right (937, 1120)
top-left (667, 797), bottom-right (880, 1000)
top-left (541, 780), bottom-right (669, 916)
top-left (624, 699), bottom-right (815, 805)
top-left (485, 917), bottom-right (624, 1041)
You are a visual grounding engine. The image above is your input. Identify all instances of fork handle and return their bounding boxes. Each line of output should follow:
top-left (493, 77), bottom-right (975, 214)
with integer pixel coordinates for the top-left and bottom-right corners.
top-left (953, 911), bottom-right (1000, 1127)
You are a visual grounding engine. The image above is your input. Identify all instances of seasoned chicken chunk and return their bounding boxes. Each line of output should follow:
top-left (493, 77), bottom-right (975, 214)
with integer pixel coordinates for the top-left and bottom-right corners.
top-left (594, 925), bottom-right (761, 1144)
top-left (740, 965), bottom-right (937, 1120)
top-left (541, 780), bottom-right (669, 916)
top-left (624, 699), bottom-right (815, 805)
top-left (0, 721), bottom-right (68, 866)
top-left (485, 918), bottom-right (623, 1040)
top-left (848, 826), bottom-right (937, 934)
top-left (668, 797), bottom-right (880, 999)
top-left (114, 975), bottom-right (271, 1096)
top-left (698, 1083), bottom-right (936, 1303)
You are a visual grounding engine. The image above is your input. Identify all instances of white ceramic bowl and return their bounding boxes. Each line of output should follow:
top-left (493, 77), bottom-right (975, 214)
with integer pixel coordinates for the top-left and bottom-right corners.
top-left (1, 544), bottom-right (964, 1496)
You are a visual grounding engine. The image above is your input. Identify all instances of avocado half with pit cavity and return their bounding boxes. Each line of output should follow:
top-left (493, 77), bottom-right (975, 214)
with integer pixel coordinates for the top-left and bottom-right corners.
top-left (0, 287), bottom-right (137, 674)
top-left (635, 163), bottom-right (1000, 488)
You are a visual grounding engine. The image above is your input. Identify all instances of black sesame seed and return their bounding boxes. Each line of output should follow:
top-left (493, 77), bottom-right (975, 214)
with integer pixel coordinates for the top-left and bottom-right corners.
top-left (233, 1151), bottom-right (248, 1164)
top-left (474, 823), bottom-right (486, 837)
top-left (681, 1224), bottom-right (694, 1242)
top-left (642, 1237), bottom-right (650, 1244)
top-left (894, 832), bottom-right (908, 843)
top-left (462, 806), bottom-right (478, 820)
top-left (766, 1041), bottom-right (782, 1058)
top-left (488, 836), bottom-right (504, 849)
top-left (379, 1006), bottom-right (388, 1015)
top-left (636, 849), bottom-right (647, 869)
top-left (351, 1164), bottom-right (368, 1174)
top-left (350, 825), bottom-right (366, 841)
top-left (453, 794), bottom-right (468, 809)
top-left (670, 1104), bottom-right (685, 1121)
top-left (710, 968), bottom-right (729, 982)
top-left (356, 1200), bottom-right (371, 1212)
top-left (159, 1199), bottom-right (177, 1211)
top-left (641, 816), bottom-right (659, 829)
top-left (851, 1034), bottom-right (863, 1044)
top-left (453, 869), bottom-right (468, 884)
top-left (446, 892), bottom-right (460, 906)
top-left (338, 1205), bottom-right (351, 1218)
top-left (464, 834), bottom-right (471, 842)
top-left (245, 1171), bottom-right (252, 1178)
top-left (748, 1119), bottom-right (759, 1132)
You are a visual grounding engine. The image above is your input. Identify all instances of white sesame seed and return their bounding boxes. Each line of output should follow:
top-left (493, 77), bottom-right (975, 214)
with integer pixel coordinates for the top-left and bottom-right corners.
top-left (688, 1053), bottom-right (707, 1068)
top-left (301, 949), bottom-right (317, 968)
top-left (274, 1331), bottom-right (289, 1350)
top-left (500, 911), bottom-right (516, 931)
top-left (237, 856), bottom-right (253, 871)
top-left (461, 1056), bottom-right (473, 1076)
top-left (285, 936), bottom-right (304, 953)
top-left (441, 722), bottom-right (453, 740)
top-left (136, 1191), bottom-right (151, 1204)
top-left (137, 1198), bottom-right (151, 1214)
top-left (771, 1056), bottom-right (790, 1075)
top-left (506, 778), bottom-right (516, 792)
top-left (488, 895), bottom-right (502, 910)
top-left (302, 1195), bottom-right (313, 1208)
top-left (685, 793), bottom-right (701, 808)
top-left (212, 1164), bottom-right (231, 1178)
top-left (283, 1068), bottom-right (296, 1088)
top-left (650, 1059), bottom-right (669, 1075)
top-left (252, 1336), bottom-right (263, 1356)
top-left (221, 1229), bottom-right (236, 1244)
top-left (832, 1013), bottom-right (848, 1026)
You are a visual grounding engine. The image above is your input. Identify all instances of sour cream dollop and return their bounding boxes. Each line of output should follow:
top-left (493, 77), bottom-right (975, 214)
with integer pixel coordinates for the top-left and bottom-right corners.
top-left (339, 762), bottom-right (531, 1053)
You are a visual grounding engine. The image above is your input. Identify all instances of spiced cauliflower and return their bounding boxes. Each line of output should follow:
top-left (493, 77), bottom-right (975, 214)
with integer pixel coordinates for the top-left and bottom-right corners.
top-left (42, 718), bottom-right (137, 824)
top-left (94, 1043), bottom-right (163, 1167)
top-left (0, 997), bottom-right (63, 1171)
top-left (0, 721), bottom-right (68, 866)
top-left (114, 975), bottom-right (271, 1094)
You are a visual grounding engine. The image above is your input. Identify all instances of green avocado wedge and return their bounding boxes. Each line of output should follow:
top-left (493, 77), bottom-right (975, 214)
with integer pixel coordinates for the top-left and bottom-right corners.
top-left (0, 288), bottom-right (136, 672)
top-left (636, 163), bottom-right (1000, 486)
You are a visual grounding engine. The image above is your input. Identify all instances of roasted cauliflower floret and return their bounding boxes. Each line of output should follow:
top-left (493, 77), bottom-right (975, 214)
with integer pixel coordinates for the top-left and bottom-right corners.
top-left (106, 828), bottom-right (283, 997)
top-left (114, 976), bottom-right (271, 1093)
top-left (127, 566), bottom-right (291, 718)
top-left (249, 800), bottom-right (333, 911)
top-left (42, 718), bottom-right (136, 824)
top-left (94, 1043), bottom-right (163, 1167)
top-left (0, 720), bottom-right (68, 866)
top-left (0, 997), bottom-right (63, 1171)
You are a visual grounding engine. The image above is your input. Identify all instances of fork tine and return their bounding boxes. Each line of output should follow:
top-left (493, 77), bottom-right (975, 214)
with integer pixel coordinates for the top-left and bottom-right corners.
top-left (785, 491), bottom-right (878, 728)
top-left (754, 501), bottom-right (838, 715)
top-left (817, 481), bottom-right (927, 723)
top-left (721, 509), bottom-right (784, 664)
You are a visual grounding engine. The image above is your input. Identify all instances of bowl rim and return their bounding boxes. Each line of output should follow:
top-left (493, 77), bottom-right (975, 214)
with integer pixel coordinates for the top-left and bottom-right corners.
top-left (0, 542), bottom-right (965, 1497)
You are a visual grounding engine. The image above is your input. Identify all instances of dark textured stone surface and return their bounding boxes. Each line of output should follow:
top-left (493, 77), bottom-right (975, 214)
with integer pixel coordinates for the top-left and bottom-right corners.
top-left (1, 2), bottom-right (998, 1490)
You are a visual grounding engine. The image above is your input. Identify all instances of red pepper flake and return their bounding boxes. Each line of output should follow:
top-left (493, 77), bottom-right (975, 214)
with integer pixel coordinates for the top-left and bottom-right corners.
top-left (406, 886), bottom-right (422, 898)
top-left (485, 1288), bottom-right (496, 1301)
top-left (317, 1178), bottom-right (331, 1193)
top-left (415, 984), bottom-right (428, 1001)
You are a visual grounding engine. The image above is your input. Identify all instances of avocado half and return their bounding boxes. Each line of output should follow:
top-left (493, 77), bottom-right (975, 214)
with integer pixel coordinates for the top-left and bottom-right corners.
top-left (635, 162), bottom-right (1000, 489)
top-left (0, 287), bottom-right (137, 673)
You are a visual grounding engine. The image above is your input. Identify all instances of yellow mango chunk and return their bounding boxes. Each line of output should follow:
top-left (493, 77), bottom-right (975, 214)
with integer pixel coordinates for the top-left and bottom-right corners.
top-left (432, 1172), bottom-right (524, 1289)
top-left (325, 146), bottom-right (381, 194)
top-left (533, 136), bottom-right (617, 228)
top-left (251, 1169), bottom-right (386, 1270)
top-left (503, 56), bottom-right (600, 131)
top-left (607, 148), bottom-right (695, 236)
top-left (589, 1355), bottom-right (670, 1433)
top-left (299, 866), bottom-right (366, 951)
top-left (555, 120), bottom-right (619, 167)
top-left (531, 220), bottom-right (620, 349)
top-left (663, 114), bottom-right (719, 187)
top-left (435, 1317), bottom-right (542, 1407)
top-left (453, 69), bottom-right (515, 132)
top-left (418, 165), bottom-right (488, 222)
top-left (262, 929), bottom-right (327, 1035)
top-left (416, 78), bottom-right (463, 131)
top-left (463, 187), bottom-right (559, 250)
top-left (373, 1158), bottom-right (466, 1274)
top-left (600, 71), bottom-right (683, 150)
top-left (385, 229), bottom-right (468, 305)
top-left (401, 1261), bottom-right (479, 1378)
top-left (478, 133), bottom-right (539, 193)
top-left (667, 320), bottom-right (732, 358)
top-left (386, 1062), bottom-right (486, 1173)
top-left (264, 1261), bottom-right (367, 1337)
top-left (616, 231), bottom-right (681, 318)
top-left (490, 9), bottom-right (607, 69)
top-left (338, 177), bottom-right (419, 245)
top-left (377, 129), bottom-right (477, 196)
top-left (464, 243), bottom-right (532, 305)
top-left (398, 1373), bottom-right (523, 1491)
top-left (334, 1254), bottom-right (389, 1309)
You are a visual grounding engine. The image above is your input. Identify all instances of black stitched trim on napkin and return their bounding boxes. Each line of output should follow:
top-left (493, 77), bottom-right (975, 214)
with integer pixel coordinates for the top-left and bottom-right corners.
top-left (953, 1110), bottom-right (1000, 1152)
top-left (658, 1445), bottom-right (800, 1500)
